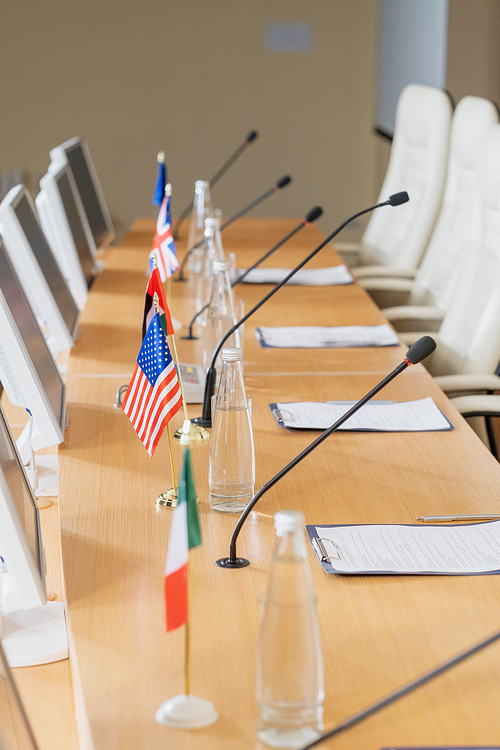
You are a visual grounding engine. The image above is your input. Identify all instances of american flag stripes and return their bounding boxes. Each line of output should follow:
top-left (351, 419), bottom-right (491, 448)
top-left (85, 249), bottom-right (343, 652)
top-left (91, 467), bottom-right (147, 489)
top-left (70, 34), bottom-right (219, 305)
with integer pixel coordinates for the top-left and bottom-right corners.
top-left (122, 313), bottom-right (182, 457)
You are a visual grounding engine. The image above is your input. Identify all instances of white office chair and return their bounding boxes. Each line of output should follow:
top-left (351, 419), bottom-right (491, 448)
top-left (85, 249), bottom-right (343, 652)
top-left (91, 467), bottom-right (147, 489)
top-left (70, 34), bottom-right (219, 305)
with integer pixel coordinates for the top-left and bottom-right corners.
top-left (396, 125), bottom-right (500, 455)
top-left (361, 95), bottom-right (499, 316)
top-left (337, 84), bottom-right (452, 275)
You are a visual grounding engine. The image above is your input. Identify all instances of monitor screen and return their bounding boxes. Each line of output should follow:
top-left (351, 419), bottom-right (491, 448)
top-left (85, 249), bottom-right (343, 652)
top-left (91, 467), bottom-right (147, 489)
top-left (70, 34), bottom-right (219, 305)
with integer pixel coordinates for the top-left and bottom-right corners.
top-left (65, 142), bottom-right (110, 251)
top-left (0, 241), bottom-right (65, 431)
top-left (0, 403), bottom-right (42, 580)
top-left (0, 641), bottom-right (38, 749)
top-left (56, 171), bottom-right (95, 287)
top-left (13, 192), bottom-right (79, 337)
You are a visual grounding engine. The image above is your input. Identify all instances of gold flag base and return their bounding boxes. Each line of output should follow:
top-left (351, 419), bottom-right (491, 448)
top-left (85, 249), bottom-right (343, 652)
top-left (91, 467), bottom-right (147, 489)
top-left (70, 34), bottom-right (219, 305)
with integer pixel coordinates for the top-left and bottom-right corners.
top-left (156, 488), bottom-right (179, 509)
top-left (173, 423), bottom-right (210, 443)
top-left (156, 488), bottom-right (199, 509)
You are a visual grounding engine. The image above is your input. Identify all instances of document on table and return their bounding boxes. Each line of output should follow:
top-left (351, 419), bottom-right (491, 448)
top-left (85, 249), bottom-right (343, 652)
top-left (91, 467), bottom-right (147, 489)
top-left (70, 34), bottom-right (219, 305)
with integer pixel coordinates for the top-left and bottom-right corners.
top-left (306, 520), bottom-right (500, 575)
top-left (256, 323), bottom-right (399, 348)
top-left (239, 265), bottom-right (353, 286)
top-left (270, 397), bottom-right (452, 432)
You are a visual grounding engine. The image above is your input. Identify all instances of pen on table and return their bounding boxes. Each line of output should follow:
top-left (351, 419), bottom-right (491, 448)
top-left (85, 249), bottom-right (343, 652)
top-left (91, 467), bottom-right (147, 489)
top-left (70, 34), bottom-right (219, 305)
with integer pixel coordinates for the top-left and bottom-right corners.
top-left (416, 514), bottom-right (500, 523)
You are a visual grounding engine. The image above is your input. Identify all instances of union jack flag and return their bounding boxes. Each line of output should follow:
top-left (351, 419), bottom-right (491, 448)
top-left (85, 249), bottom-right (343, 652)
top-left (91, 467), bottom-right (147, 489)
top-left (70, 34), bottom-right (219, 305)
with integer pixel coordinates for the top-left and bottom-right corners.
top-left (149, 195), bottom-right (179, 282)
top-left (122, 313), bottom-right (182, 457)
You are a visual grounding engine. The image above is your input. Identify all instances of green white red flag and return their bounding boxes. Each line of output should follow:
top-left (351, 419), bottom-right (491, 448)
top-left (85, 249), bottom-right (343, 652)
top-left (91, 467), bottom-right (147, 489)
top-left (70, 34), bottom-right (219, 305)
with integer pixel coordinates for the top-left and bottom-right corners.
top-left (164, 448), bottom-right (201, 631)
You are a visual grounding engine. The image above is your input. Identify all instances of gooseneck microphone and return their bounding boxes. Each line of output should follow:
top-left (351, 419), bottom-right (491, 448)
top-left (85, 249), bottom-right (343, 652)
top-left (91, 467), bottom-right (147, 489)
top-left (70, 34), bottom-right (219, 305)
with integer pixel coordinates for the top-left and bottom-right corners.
top-left (193, 192), bottom-right (410, 428)
top-left (172, 130), bottom-right (259, 237)
top-left (176, 175), bottom-right (292, 281)
top-left (181, 205), bottom-right (323, 340)
top-left (215, 335), bottom-right (436, 569)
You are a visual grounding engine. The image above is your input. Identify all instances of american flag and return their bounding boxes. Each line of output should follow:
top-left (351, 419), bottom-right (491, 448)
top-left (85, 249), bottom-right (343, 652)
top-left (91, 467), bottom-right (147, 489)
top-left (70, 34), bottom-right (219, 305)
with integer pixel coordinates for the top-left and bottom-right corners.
top-left (149, 195), bottom-right (179, 282)
top-left (122, 313), bottom-right (182, 457)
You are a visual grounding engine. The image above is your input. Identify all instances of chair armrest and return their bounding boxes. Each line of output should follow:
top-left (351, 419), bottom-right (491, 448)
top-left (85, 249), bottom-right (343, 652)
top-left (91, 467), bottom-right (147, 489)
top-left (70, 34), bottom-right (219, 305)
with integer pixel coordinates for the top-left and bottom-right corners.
top-left (381, 306), bottom-right (444, 334)
top-left (333, 242), bottom-right (362, 267)
top-left (361, 278), bottom-right (414, 293)
top-left (434, 374), bottom-right (500, 394)
top-left (359, 278), bottom-right (413, 310)
top-left (449, 394), bottom-right (500, 417)
top-left (352, 266), bottom-right (417, 280)
top-left (383, 305), bottom-right (445, 322)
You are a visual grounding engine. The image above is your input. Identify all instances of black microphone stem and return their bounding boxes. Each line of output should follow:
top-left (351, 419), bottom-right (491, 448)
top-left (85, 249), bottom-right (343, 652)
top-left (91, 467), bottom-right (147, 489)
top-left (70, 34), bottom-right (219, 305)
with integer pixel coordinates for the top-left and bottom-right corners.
top-left (181, 218), bottom-right (308, 340)
top-left (197, 199), bottom-right (394, 426)
top-left (208, 142), bottom-right (249, 189)
top-left (172, 130), bottom-right (258, 238)
top-left (301, 626), bottom-right (500, 749)
top-left (221, 359), bottom-right (409, 567)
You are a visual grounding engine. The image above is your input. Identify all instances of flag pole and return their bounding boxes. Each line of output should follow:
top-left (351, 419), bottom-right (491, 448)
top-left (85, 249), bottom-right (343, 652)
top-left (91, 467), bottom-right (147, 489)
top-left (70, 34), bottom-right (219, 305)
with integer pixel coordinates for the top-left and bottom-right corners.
top-left (184, 621), bottom-right (190, 695)
top-left (153, 291), bottom-right (180, 509)
top-left (156, 420), bottom-right (218, 729)
top-left (170, 333), bottom-right (209, 444)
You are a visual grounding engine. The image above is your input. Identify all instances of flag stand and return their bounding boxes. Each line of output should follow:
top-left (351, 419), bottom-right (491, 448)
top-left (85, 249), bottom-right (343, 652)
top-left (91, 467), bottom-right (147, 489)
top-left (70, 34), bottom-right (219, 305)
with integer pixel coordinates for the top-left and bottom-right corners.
top-left (169, 333), bottom-right (209, 444)
top-left (156, 423), bottom-right (179, 509)
top-left (156, 421), bottom-right (218, 730)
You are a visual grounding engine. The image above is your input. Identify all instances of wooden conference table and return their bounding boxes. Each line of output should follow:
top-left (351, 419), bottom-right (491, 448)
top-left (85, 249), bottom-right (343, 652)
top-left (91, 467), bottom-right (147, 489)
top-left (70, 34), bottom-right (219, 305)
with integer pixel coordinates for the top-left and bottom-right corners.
top-left (14, 219), bottom-right (500, 748)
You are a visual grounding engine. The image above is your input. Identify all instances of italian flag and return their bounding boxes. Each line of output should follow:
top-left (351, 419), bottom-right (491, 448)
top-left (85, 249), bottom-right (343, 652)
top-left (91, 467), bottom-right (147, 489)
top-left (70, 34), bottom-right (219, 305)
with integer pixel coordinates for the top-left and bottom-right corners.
top-left (164, 448), bottom-right (201, 632)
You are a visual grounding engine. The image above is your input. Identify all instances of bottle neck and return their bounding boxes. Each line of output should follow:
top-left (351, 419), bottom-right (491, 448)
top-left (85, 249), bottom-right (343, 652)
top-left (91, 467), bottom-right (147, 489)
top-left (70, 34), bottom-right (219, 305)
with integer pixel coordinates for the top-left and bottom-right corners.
top-left (207, 270), bottom-right (236, 318)
top-left (193, 187), bottom-right (213, 228)
top-left (274, 527), bottom-right (308, 562)
top-left (216, 359), bottom-right (247, 409)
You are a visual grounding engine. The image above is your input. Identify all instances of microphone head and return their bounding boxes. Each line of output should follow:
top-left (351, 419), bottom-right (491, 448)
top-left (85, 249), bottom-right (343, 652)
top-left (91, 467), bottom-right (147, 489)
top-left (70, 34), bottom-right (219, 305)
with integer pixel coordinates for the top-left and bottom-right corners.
top-left (245, 130), bottom-right (258, 144)
top-left (305, 206), bottom-right (323, 223)
top-left (389, 191), bottom-right (409, 206)
top-left (276, 175), bottom-right (292, 189)
top-left (405, 336), bottom-right (436, 365)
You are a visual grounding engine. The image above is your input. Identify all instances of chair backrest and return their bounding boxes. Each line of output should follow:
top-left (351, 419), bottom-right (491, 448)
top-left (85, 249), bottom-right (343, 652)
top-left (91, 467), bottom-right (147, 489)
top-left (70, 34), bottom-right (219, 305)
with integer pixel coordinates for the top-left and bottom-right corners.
top-left (411, 96), bottom-right (499, 307)
top-left (362, 84), bottom-right (452, 270)
top-left (426, 125), bottom-right (500, 376)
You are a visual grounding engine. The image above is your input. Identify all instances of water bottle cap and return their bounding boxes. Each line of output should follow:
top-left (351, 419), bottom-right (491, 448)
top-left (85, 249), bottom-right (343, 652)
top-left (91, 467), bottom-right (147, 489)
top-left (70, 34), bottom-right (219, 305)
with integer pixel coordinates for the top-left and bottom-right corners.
top-left (222, 347), bottom-right (241, 361)
top-left (274, 510), bottom-right (305, 532)
top-left (213, 260), bottom-right (229, 272)
top-left (195, 180), bottom-right (210, 189)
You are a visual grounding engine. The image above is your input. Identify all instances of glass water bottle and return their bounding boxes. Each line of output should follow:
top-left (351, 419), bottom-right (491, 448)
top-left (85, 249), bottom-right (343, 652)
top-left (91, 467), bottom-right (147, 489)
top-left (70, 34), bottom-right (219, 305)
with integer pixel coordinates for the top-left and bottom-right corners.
top-left (202, 260), bottom-right (240, 370)
top-left (209, 347), bottom-right (254, 513)
top-left (187, 179), bottom-right (214, 250)
top-left (195, 216), bottom-right (225, 320)
top-left (256, 510), bottom-right (324, 748)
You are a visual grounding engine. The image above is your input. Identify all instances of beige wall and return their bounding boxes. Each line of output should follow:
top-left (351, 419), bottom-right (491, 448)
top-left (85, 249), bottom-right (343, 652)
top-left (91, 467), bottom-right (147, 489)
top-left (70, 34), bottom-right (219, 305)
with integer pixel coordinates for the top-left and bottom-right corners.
top-left (0, 1), bottom-right (379, 243)
top-left (447, 0), bottom-right (500, 106)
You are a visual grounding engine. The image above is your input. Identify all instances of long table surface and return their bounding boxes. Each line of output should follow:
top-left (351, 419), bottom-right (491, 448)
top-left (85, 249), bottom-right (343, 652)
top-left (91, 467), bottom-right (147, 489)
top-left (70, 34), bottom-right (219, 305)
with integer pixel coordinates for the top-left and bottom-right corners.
top-left (14, 218), bottom-right (500, 749)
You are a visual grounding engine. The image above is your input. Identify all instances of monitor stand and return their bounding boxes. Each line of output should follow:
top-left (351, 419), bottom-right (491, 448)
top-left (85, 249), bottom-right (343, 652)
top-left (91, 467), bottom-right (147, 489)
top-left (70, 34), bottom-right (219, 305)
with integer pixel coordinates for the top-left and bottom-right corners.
top-left (17, 420), bottom-right (59, 499)
top-left (1, 602), bottom-right (68, 667)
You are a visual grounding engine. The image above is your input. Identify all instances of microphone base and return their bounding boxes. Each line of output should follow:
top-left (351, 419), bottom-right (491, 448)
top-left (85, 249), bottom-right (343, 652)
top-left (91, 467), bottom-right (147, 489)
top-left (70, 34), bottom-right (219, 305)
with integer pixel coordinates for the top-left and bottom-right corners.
top-left (180, 334), bottom-right (200, 341)
top-left (192, 415), bottom-right (212, 429)
top-left (174, 277), bottom-right (187, 282)
top-left (215, 556), bottom-right (250, 569)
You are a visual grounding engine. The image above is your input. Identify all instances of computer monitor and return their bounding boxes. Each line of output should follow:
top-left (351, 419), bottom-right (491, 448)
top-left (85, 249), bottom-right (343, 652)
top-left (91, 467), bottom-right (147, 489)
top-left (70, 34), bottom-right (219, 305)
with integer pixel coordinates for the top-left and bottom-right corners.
top-left (0, 640), bottom-right (39, 748)
top-left (36, 162), bottom-right (97, 310)
top-left (0, 185), bottom-right (79, 357)
top-left (0, 239), bottom-right (66, 461)
top-left (50, 136), bottom-right (115, 253)
top-left (0, 399), bottom-right (67, 667)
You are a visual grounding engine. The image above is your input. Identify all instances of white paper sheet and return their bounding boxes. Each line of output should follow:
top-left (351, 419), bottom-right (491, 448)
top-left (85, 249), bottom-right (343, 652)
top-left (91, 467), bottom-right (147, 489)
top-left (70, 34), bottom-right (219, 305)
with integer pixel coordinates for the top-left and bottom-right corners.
top-left (240, 265), bottom-right (353, 285)
top-left (310, 520), bottom-right (500, 575)
top-left (256, 323), bottom-right (399, 348)
top-left (271, 397), bottom-right (452, 432)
